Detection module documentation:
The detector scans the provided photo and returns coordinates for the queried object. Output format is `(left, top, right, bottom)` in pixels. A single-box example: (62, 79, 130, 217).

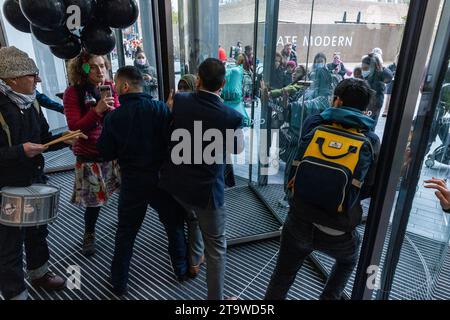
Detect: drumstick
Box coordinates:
(43, 130, 83, 148)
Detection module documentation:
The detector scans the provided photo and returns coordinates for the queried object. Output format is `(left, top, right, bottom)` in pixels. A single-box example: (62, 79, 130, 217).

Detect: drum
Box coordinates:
(0, 184, 60, 227)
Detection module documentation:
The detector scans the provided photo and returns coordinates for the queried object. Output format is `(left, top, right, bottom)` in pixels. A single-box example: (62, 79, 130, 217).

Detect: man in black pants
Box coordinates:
(265, 79, 381, 300)
(97, 66, 188, 296)
(0, 46, 83, 300)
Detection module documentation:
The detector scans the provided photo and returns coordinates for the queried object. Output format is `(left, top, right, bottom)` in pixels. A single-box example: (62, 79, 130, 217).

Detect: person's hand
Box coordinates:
(424, 178, 450, 211)
(95, 97, 115, 115)
(62, 131, 88, 146)
(166, 89, 175, 112)
(334, 66, 341, 74)
(23, 142, 47, 158)
(282, 89, 289, 108)
(260, 80, 267, 91)
(143, 74, 152, 81)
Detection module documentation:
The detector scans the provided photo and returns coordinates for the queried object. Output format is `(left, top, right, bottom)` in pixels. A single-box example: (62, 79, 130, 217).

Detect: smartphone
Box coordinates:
(99, 85, 112, 98)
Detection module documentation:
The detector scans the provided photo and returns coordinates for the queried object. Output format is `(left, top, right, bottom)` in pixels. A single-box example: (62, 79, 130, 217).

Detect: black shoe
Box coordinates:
(111, 288, 128, 298)
(82, 233, 96, 256)
(176, 273, 189, 282)
(112, 286, 128, 297)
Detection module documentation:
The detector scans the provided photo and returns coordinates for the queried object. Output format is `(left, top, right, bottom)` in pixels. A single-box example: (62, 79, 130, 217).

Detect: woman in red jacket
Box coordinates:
(64, 52, 120, 256)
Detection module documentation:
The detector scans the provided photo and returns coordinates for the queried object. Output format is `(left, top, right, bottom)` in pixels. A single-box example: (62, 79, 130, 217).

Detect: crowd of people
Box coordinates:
(1, 41, 448, 302)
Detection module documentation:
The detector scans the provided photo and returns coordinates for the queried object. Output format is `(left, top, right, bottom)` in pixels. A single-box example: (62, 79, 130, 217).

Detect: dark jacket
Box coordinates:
(0, 93, 66, 188)
(327, 62, 349, 78)
(159, 91, 244, 209)
(97, 92, 171, 185)
(289, 107, 381, 232)
(134, 60, 158, 97)
(366, 68, 394, 110)
(36, 90, 64, 114)
(272, 67, 291, 90)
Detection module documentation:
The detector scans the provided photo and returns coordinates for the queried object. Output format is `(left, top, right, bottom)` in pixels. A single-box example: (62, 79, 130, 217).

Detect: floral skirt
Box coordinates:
(71, 159, 120, 207)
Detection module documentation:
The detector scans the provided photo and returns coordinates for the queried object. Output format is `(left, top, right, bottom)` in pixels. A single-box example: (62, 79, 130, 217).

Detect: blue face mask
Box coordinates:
(362, 70, 371, 78)
(314, 63, 325, 69)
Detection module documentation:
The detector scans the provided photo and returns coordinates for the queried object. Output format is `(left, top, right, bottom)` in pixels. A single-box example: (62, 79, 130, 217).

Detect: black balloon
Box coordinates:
(81, 23, 116, 56)
(2, 0, 31, 33)
(50, 37, 82, 60)
(96, 0, 139, 29)
(19, 0, 66, 31)
(31, 25, 73, 46)
(64, 0, 95, 28)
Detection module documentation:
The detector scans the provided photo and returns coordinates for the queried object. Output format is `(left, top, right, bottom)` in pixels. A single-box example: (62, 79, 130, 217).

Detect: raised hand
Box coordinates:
(424, 178, 450, 211)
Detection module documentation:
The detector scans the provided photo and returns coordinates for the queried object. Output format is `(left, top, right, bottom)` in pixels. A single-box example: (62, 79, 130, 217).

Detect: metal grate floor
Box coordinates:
(44, 149, 76, 173)
(252, 182, 450, 300)
(8, 171, 325, 300)
(8, 146, 450, 300)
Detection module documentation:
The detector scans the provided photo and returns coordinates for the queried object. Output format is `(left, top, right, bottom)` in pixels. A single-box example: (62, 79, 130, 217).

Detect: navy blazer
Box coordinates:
(159, 90, 244, 209)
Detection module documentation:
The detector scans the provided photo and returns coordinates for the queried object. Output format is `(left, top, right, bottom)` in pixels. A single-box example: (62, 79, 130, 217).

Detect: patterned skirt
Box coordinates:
(71, 159, 120, 208)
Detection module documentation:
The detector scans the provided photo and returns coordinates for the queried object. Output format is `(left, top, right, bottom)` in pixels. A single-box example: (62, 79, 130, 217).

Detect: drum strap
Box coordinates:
(0, 110, 12, 147)
(33, 100, 41, 114)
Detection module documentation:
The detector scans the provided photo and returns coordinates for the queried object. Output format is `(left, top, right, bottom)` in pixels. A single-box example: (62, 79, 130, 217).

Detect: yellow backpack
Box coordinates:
(291, 123, 374, 214)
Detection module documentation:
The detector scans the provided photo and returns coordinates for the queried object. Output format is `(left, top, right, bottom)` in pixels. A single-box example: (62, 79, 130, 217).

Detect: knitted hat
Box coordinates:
(0, 46, 38, 79)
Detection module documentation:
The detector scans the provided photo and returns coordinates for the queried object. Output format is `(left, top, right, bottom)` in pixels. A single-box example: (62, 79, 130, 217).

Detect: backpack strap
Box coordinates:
(0, 110, 12, 147)
(315, 137, 358, 160)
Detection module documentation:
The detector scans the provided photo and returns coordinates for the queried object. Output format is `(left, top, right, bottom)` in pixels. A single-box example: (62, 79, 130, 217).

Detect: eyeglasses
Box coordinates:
(24, 72, 40, 79)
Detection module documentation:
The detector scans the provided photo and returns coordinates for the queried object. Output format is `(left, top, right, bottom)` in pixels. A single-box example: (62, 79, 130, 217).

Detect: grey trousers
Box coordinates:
(175, 197, 227, 300)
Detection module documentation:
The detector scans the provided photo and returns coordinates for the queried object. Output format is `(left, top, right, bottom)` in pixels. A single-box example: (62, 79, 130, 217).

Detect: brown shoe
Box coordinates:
(188, 255, 205, 278)
(31, 272, 66, 291)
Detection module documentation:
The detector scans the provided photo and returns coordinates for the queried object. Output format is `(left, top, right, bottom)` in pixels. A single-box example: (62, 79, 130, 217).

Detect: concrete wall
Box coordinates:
(219, 22, 404, 64)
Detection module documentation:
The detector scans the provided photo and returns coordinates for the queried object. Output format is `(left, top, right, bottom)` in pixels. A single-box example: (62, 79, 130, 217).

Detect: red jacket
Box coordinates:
(63, 81, 120, 158)
(218, 47, 227, 62)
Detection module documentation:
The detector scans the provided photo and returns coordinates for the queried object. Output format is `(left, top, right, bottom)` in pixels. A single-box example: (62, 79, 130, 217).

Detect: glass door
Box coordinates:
(375, 0, 450, 300)
(250, 0, 411, 235)
(172, 0, 262, 182)
(109, 0, 160, 100)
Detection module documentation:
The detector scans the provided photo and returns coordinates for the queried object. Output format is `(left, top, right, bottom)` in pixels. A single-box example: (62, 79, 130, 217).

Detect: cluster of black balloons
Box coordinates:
(2, 0, 139, 59)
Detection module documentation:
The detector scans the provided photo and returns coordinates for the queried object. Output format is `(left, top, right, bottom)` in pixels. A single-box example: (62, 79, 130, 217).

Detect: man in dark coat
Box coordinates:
(0, 47, 83, 300)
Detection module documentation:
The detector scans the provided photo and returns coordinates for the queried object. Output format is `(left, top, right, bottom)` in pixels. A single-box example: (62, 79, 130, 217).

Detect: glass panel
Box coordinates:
(117, 0, 160, 100)
(253, 0, 409, 206)
(251, 0, 412, 298)
(306, 0, 416, 299)
(378, 4, 450, 299)
(172, 0, 185, 90)
(219, 0, 257, 181)
(172, 0, 259, 182)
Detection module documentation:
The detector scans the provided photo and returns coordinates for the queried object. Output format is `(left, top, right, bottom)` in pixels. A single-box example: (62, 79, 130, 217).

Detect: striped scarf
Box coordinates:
(0, 79, 36, 110)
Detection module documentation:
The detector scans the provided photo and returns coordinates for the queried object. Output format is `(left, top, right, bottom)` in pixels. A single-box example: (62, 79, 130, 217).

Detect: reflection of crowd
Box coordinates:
(124, 38, 144, 59)
(267, 45, 395, 125)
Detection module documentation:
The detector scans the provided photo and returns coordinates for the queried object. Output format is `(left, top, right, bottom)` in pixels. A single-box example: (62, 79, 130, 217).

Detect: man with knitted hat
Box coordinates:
(0, 47, 83, 300)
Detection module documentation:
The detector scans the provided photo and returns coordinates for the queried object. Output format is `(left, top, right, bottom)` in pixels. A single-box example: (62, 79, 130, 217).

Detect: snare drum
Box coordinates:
(0, 185, 60, 227)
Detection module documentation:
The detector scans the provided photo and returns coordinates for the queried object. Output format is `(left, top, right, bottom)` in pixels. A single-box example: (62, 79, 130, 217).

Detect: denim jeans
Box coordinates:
(265, 217, 361, 300)
(175, 197, 227, 300)
(110, 178, 188, 292)
(0, 224, 50, 300)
